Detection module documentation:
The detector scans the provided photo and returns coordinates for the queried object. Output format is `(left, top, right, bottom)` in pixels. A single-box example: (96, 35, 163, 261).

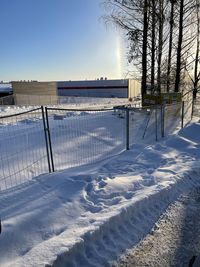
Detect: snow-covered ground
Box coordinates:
(0, 99, 198, 267)
(113, 187, 200, 267)
(0, 97, 140, 116)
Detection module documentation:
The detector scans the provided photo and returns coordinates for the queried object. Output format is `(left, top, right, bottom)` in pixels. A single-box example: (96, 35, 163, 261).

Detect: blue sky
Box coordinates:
(0, 0, 125, 82)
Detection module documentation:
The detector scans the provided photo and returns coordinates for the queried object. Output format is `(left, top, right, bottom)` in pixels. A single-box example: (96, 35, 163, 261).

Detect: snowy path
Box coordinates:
(113, 187, 200, 267)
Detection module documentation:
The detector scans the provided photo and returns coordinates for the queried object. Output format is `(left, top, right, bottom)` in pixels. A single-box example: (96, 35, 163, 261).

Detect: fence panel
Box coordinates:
(163, 103, 182, 136)
(128, 106, 162, 145)
(183, 99, 193, 127)
(0, 95, 14, 105)
(45, 107, 126, 171)
(0, 99, 194, 192)
(0, 108, 49, 191)
(193, 96, 200, 117)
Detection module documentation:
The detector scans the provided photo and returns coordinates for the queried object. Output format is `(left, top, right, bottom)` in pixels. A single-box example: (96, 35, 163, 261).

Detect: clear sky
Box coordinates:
(0, 0, 125, 82)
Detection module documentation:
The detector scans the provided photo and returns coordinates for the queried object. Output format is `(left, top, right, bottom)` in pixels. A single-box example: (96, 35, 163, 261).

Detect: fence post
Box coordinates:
(161, 104, 165, 137)
(155, 105, 158, 141)
(45, 107, 55, 172)
(181, 101, 185, 128)
(126, 107, 130, 150)
(41, 106, 51, 173)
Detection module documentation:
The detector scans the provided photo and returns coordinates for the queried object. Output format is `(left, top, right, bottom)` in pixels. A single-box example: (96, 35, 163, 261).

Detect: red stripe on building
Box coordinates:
(58, 86, 128, 90)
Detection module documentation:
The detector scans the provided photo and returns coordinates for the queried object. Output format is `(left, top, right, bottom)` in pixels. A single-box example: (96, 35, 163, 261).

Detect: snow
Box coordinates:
(113, 187, 200, 266)
(0, 101, 200, 267)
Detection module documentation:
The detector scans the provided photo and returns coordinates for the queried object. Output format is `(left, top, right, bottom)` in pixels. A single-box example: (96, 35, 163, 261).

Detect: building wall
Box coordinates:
(11, 79, 141, 105)
(128, 79, 141, 99)
(12, 81, 57, 105)
(57, 79, 129, 98)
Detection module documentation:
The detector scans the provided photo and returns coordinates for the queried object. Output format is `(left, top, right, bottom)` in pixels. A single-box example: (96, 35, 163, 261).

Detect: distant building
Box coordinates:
(11, 81, 57, 105)
(11, 79, 141, 105)
(57, 79, 140, 99)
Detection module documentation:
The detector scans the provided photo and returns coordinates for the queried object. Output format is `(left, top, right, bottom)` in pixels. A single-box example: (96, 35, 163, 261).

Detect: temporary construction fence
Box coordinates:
(0, 95, 14, 105)
(0, 93, 141, 108)
(0, 107, 126, 191)
(193, 97, 200, 117)
(0, 107, 49, 191)
(45, 107, 126, 172)
(0, 99, 194, 191)
(11, 94, 140, 107)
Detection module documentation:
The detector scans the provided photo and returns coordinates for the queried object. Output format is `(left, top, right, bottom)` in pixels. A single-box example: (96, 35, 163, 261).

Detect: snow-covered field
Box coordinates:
(0, 100, 198, 267)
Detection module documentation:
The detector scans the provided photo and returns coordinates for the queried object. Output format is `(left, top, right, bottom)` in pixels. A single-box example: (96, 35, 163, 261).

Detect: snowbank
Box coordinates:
(1, 121, 200, 267)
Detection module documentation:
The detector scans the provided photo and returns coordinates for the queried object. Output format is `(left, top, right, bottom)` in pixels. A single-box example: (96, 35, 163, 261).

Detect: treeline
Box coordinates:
(104, 0, 200, 99)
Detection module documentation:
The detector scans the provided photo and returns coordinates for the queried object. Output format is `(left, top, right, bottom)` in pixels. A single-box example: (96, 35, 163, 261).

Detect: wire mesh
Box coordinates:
(193, 96, 200, 117)
(46, 107, 126, 171)
(13, 94, 141, 108)
(128, 101, 188, 145)
(0, 107, 49, 191)
(128, 106, 161, 145)
(183, 99, 193, 127)
(14, 94, 58, 105)
(0, 95, 14, 105)
(163, 103, 182, 136)
(0, 100, 194, 192)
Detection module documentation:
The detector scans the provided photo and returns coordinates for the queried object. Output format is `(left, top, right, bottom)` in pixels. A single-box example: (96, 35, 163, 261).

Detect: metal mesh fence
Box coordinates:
(182, 99, 193, 127)
(163, 103, 182, 136)
(14, 94, 58, 105)
(129, 106, 163, 145)
(13, 94, 141, 108)
(0, 107, 49, 191)
(193, 96, 200, 117)
(129, 106, 159, 145)
(0, 98, 194, 192)
(0, 95, 14, 105)
(45, 107, 126, 171)
(128, 99, 193, 145)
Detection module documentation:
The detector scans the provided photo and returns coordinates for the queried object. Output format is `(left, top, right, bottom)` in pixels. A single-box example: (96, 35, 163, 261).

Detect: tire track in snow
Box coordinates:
(51, 170, 200, 267)
(113, 187, 200, 267)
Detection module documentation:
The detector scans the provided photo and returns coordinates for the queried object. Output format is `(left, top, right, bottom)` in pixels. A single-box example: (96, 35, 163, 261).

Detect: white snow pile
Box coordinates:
(1, 120, 200, 267)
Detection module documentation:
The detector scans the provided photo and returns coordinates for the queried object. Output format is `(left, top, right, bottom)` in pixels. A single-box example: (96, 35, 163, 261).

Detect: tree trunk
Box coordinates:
(174, 0, 184, 92)
(142, 0, 148, 104)
(193, 0, 200, 99)
(157, 0, 164, 94)
(151, 0, 156, 93)
(167, 0, 175, 92)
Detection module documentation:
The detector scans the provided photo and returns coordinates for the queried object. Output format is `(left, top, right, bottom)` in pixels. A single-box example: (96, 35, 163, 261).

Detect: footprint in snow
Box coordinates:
(124, 191, 134, 199)
(147, 168, 154, 174)
(87, 205, 102, 213)
(98, 180, 107, 188)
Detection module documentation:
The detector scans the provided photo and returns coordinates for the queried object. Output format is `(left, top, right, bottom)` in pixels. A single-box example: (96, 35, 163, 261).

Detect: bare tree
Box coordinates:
(193, 0, 200, 98)
(141, 0, 149, 101)
(157, 0, 165, 93)
(103, 0, 200, 98)
(166, 0, 176, 92)
(150, 0, 156, 91)
(174, 0, 184, 92)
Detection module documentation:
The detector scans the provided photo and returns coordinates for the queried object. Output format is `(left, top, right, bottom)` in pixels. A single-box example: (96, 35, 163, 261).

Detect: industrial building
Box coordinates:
(11, 81, 57, 105)
(11, 79, 141, 105)
(57, 79, 140, 99)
